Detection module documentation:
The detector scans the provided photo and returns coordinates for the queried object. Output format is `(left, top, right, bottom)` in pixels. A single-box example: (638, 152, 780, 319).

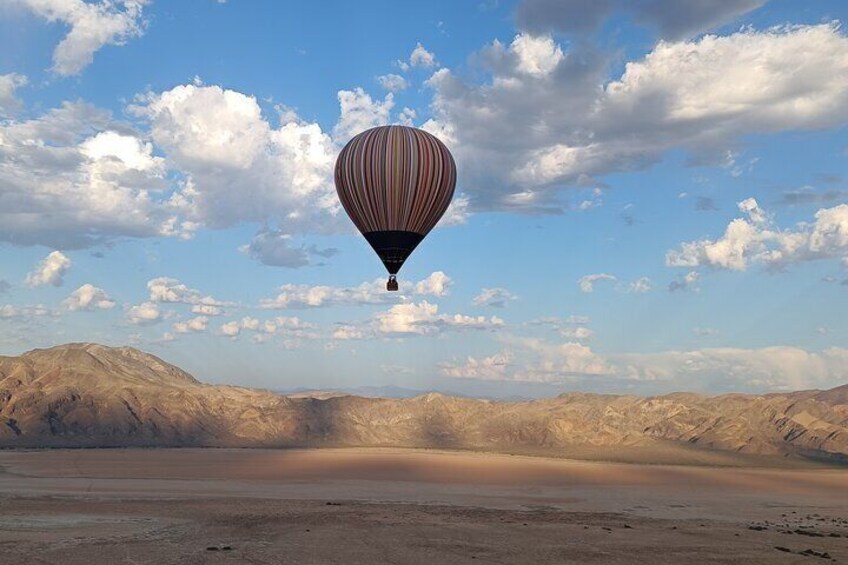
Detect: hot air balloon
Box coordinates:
(334, 125, 457, 291)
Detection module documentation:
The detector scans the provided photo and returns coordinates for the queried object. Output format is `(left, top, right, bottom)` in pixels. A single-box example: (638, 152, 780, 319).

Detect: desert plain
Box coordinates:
(1, 447, 847, 564)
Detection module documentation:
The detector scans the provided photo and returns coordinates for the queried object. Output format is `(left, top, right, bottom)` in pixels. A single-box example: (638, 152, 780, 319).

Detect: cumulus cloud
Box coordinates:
(17, 0, 149, 76)
(191, 303, 223, 316)
(409, 42, 437, 68)
(146, 277, 227, 312)
(63, 283, 115, 311)
(377, 73, 408, 92)
(260, 271, 452, 309)
(0, 304, 51, 319)
(441, 352, 513, 380)
(218, 315, 314, 341)
(425, 24, 848, 213)
(437, 193, 471, 227)
(578, 273, 616, 293)
(239, 229, 338, 268)
(515, 0, 766, 39)
(472, 287, 517, 307)
(456, 338, 614, 382)
(332, 87, 394, 143)
(666, 198, 848, 272)
(511, 33, 564, 76)
(126, 301, 161, 325)
(0, 75, 460, 249)
(0, 101, 178, 248)
(173, 315, 209, 334)
(627, 277, 652, 293)
(132, 83, 340, 234)
(25, 251, 71, 287)
(560, 326, 594, 340)
(376, 301, 504, 336)
(219, 320, 241, 337)
(332, 324, 367, 340)
(0, 73, 27, 117)
(413, 271, 452, 297)
(446, 336, 848, 392)
(617, 346, 848, 392)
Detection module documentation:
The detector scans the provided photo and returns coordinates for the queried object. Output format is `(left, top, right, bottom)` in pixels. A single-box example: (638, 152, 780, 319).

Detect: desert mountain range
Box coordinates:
(1, 343, 846, 463)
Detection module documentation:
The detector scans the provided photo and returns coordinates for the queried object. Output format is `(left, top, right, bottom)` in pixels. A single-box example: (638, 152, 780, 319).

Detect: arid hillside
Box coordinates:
(1, 343, 846, 463)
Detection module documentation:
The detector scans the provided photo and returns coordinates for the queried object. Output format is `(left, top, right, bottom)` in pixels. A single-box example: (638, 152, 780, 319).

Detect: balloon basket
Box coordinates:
(387, 275, 399, 291)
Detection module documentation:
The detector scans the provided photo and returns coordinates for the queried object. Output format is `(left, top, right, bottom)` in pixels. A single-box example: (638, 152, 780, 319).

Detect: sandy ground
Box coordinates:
(0, 448, 846, 564)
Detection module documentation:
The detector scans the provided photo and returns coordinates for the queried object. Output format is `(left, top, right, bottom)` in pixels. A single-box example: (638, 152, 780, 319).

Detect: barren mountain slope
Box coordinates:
(0, 344, 846, 462)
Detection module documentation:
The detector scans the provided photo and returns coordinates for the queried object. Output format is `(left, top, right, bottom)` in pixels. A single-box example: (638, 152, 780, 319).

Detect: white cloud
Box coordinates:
(560, 326, 594, 340)
(333, 87, 394, 143)
(511, 34, 564, 76)
(332, 324, 367, 340)
(25, 251, 71, 287)
(530, 315, 590, 328)
(0, 101, 177, 247)
(79, 130, 161, 171)
(398, 107, 416, 126)
(409, 42, 437, 68)
(413, 271, 452, 297)
(126, 301, 161, 325)
(63, 283, 115, 311)
(617, 346, 848, 392)
(377, 73, 408, 92)
(667, 199, 848, 271)
(147, 277, 227, 311)
(260, 272, 452, 309)
(425, 24, 848, 213)
(506, 337, 615, 381)
(447, 336, 848, 392)
(173, 315, 209, 334)
(133, 83, 339, 233)
(578, 273, 616, 293)
(191, 303, 223, 316)
(0, 73, 27, 117)
(628, 277, 652, 293)
(18, 0, 149, 76)
(218, 315, 315, 341)
(0, 304, 50, 319)
(437, 193, 471, 227)
(261, 316, 304, 333)
(441, 352, 513, 380)
(472, 287, 517, 307)
(376, 301, 504, 335)
(219, 320, 241, 337)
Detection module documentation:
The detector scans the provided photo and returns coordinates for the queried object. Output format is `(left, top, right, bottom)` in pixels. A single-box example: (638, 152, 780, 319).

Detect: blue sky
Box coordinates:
(1, 0, 847, 397)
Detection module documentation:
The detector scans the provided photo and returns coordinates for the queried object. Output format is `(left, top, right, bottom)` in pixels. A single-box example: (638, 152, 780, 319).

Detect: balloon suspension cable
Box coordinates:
(387, 275, 399, 292)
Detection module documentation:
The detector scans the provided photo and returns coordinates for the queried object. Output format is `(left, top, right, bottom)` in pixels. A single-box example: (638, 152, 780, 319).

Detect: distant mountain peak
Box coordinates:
(9, 342, 199, 386)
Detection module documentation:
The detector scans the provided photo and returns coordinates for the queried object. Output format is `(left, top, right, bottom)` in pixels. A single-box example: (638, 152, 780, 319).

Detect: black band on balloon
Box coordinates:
(363, 231, 425, 275)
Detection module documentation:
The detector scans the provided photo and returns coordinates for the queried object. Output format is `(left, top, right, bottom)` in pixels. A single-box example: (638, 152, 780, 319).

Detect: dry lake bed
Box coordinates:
(0, 448, 846, 564)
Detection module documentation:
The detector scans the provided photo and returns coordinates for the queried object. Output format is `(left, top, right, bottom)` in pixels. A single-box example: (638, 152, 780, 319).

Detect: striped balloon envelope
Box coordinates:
(334, 125, 457, 291)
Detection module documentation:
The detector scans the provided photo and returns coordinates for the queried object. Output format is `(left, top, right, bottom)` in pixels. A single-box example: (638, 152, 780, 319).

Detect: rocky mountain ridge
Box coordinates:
(1, 343, 846, 464)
